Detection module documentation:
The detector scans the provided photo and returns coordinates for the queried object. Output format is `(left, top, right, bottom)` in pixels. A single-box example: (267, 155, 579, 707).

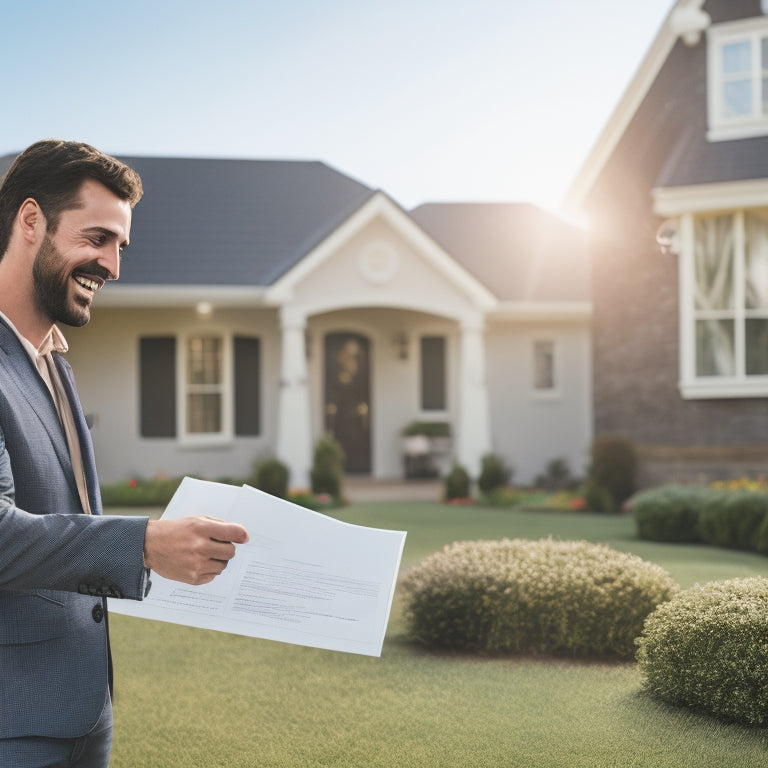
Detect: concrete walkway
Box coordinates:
(343, 477, 442, 502)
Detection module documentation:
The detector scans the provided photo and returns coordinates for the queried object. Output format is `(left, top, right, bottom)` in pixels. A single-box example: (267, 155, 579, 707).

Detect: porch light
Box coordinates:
(196, 301, 213, 317)
(655, 218, 680, 256)
(393, 331, 409, 360)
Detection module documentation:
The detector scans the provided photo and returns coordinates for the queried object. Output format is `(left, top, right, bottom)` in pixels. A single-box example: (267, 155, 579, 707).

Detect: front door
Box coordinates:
(324, 332, 371, 473)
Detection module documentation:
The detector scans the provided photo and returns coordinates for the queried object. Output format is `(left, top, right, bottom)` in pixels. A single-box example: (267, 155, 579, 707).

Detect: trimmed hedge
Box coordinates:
(632, 485, 707, 543)
(633, 484, 768, 553)
(636, 578, 768, 725)
(401, 538, 678, 659)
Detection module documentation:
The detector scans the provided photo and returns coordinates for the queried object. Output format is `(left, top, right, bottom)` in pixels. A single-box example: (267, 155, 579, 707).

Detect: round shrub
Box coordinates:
(636, 578, 768, 725)
(252, 457, 289, 499)
(478, 453, 511, 495)
(401, 538, 678, 659)
(589, 435, 637, 509)
(632, 485, 705, 543)
(311, 435, 344, 498)
(444, 463, 470, 501)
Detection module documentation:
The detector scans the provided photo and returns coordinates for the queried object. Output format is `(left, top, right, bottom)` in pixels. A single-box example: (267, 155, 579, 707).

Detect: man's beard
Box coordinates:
(32, 235, 100, 327)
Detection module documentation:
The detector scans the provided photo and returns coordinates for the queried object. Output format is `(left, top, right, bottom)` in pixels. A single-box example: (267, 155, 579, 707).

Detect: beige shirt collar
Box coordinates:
(0, 309, 67, 361)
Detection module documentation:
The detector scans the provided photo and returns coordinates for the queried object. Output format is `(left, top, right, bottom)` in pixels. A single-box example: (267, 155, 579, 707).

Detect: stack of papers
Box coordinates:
(109, 477, 406, 657)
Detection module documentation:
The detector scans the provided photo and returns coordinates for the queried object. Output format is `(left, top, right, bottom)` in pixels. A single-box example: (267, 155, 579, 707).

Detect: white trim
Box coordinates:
(489, 301, 592, 322)
(565, 1, 708, 213)
(653, 179, 768, 216)
(680, 380, 768, 399)
(265, 191, 497, 311)
(96, 285, 268, 308)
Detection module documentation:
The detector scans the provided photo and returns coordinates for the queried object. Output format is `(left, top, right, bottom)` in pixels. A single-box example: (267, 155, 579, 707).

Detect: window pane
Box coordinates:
(746, 319, 768, 375)
(723, 79, 753, 117)
(694, 216, 734, 310)
(187, 393, 222, 433)
(696, 319, 735, 376)
(762, 36, 768, 69)
(187, 336, 222, 385)
(533, 340, 555, 390)
(723, 41, 751, 74)
(745, 211, 768, 308)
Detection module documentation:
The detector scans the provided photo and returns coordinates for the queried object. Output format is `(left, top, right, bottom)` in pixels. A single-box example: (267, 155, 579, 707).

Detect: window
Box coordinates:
(708, 19, 768, 140)
(533, 340, 556, 393)
(681, 210, 768, 397)
(139, 333, 261, 439)
(185, 336, 224, 435)
(420, 336, 446, 411)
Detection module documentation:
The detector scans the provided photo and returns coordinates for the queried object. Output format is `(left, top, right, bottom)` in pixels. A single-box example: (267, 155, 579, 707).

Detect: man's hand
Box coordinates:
(143, 516, 249, 585)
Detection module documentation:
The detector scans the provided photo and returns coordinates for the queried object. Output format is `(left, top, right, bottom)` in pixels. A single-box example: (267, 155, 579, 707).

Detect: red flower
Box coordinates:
(128, 479, 137, 489)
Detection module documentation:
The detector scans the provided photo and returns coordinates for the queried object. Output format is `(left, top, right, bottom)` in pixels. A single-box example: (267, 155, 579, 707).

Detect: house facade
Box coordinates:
(0, 154, 592, 488)
(567, 0, 768, 485)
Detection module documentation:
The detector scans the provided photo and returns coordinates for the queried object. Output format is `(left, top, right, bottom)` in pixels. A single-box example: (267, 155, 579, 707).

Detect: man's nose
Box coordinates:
(99, 245, 120, 281)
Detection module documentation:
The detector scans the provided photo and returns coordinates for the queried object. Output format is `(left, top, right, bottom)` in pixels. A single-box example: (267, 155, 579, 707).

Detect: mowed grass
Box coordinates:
(107, 502, 768, 767)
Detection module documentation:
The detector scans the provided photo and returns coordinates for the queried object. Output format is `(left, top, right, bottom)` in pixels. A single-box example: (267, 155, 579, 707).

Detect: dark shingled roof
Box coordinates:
(409, 202, 591, 303)
(0, 152, 591, 302)
(120, 156, 376, 286)
(0, 153, 376, 286)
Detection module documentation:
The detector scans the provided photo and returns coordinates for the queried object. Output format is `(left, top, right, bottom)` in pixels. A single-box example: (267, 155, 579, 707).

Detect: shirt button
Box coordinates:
(92, 604, 104, 623)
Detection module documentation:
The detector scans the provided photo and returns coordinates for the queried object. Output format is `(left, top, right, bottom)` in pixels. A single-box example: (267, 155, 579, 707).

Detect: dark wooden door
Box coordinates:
(324, 332, 371, 473)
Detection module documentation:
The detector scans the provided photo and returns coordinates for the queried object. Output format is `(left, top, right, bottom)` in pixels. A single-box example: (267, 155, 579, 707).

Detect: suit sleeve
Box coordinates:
(0, 424, 150, 600)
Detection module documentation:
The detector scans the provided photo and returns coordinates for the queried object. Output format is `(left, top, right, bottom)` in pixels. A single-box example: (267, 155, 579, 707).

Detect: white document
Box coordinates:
(109, 477, 406, 657)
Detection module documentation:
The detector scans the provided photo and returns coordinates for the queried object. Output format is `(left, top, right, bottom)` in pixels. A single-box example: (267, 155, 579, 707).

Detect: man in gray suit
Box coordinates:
(0, 140, 250, 767)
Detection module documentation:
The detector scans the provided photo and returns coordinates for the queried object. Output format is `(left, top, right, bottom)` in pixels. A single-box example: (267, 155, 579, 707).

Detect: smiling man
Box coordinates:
(0, 140, 249, 768)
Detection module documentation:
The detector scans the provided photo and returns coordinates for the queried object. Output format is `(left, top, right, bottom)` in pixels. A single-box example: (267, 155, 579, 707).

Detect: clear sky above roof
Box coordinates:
(0, 0, 673, 214)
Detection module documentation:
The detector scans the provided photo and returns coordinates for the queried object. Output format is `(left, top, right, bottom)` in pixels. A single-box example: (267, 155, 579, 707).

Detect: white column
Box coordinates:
(276, 308, 312, 488)
(456, 313, 492, 478)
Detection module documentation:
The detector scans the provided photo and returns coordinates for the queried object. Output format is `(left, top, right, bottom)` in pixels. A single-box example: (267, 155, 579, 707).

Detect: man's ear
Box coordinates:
(17, 198, 46, 245)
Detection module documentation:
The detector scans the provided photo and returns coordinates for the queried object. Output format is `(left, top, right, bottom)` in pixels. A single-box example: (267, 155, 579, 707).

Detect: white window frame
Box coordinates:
(677, 210, 768, 398)
(177, 330, 234, 445)
(531, 338, 561, 400)
(708, 17, 768, 141)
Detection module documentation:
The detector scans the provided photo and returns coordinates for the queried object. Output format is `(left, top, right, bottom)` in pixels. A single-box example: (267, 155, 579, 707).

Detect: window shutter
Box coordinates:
(139, 337, 176, 437)
(234, 336, 261, 436)
(421, 336, 446, 411)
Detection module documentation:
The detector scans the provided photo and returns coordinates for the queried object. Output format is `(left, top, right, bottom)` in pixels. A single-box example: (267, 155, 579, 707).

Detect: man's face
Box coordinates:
(32, 179, 131, 327)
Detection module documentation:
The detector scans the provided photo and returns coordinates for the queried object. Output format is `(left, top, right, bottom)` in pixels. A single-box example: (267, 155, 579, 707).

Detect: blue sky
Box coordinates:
(0, 0, 673, 213)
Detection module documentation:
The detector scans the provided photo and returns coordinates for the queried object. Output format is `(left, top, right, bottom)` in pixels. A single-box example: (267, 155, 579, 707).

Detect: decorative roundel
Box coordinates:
(359, 240, 399, 284)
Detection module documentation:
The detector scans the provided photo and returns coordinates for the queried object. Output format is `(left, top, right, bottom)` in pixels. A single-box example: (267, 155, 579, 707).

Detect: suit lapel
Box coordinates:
(0, 319, 81, 507)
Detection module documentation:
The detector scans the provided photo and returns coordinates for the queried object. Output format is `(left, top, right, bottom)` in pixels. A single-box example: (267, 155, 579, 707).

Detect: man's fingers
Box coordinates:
(200, 519, 250, 545)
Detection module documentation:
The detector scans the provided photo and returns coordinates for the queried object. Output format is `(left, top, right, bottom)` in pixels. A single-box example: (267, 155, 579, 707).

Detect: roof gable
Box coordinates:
(565, 0, 706, 211)
(566, 0, 768, 212)
(267, 191, 497, 312)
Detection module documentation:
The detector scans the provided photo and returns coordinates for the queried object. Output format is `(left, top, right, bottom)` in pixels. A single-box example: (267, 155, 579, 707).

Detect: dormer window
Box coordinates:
(708, 18, 768, 140)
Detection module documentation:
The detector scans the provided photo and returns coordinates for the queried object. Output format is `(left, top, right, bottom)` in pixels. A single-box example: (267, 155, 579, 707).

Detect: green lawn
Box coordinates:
(108, 502, 768, 767)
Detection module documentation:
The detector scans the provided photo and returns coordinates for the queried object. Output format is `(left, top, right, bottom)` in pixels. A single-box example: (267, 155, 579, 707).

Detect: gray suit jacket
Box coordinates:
(0, 318, 150, 739)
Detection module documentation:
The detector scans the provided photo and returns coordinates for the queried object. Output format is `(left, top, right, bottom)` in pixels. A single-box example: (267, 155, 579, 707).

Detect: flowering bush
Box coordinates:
(100, 475, 184, 506)
(636, 578, 768, 725)
(401, 538, 678, 659)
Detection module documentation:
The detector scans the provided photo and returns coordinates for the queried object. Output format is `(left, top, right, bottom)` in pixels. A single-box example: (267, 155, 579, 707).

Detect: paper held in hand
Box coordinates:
(109, 477, 407, 657)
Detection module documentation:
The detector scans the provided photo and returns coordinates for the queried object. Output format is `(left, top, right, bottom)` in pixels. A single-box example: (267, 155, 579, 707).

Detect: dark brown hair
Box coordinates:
(0, 139, 143, 258)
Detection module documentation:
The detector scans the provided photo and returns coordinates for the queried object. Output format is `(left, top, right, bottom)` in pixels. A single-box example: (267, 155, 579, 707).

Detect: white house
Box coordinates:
(0, 154, 593, 488)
